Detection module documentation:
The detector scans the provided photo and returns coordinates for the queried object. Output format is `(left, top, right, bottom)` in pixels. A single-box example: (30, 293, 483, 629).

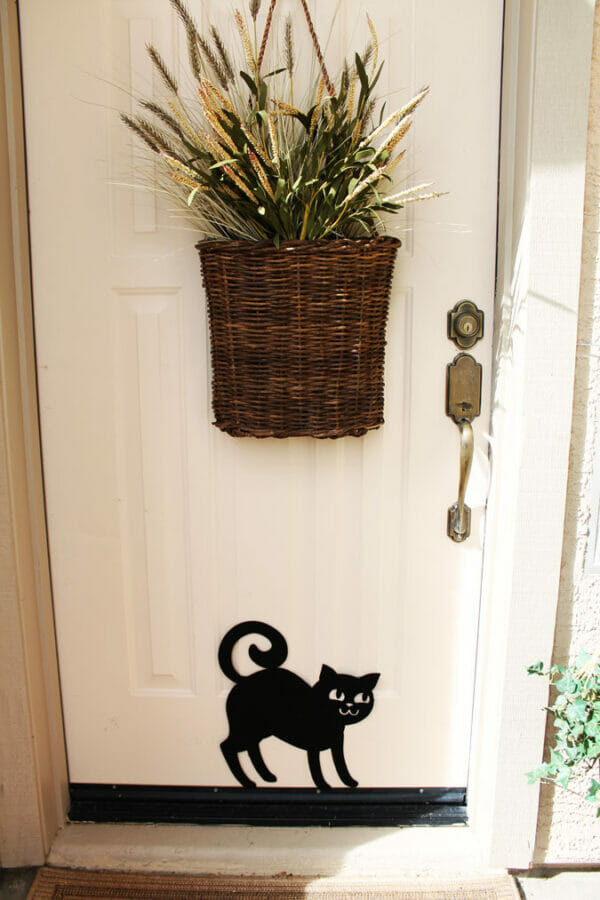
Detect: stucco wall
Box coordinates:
(534, 0, 600, 865)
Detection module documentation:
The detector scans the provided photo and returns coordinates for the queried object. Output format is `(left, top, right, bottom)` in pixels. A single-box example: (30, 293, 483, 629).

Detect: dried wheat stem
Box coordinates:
(200, 130, 230, 161)
(248, 149, 274, 197)
(169, 0, 195, 30)
(347, 73, 357, 119)
(366, 14, 378, 76)
(385, 149, 407, 173)
(204, 108, 237, 152)
(140, 101, 187, 141)
(147, 44, 178, 94)
(386, 118, 413, 154)
(361, 88, 428, 148)
(309, 76, 325, 138)
(121, 113, 160, 152)
(271, 99, 301, 116)
(134, 117, 179, 154)
(267, 114, 279, 169)
(346, 166, 386, 202)
(201, 79, 235, 115)
(235, 10, 256, 75)
(169, 171, 208, 190)
(162, 154, 202, 181)
(374, 116, 413, 159)
(167, 101, 200, 145)
(198, 35, 229, 89)
(257, 0, 277, 72)
(187, 30, 203, 80)
(211, 26, 236, 84)
(298, 0, 335, 96)
(224, 165, 257, 202)
(385, 182, 434, 202)
(284, 15, 294, 76)
(197, 83, 235, 148)
(239, 123, 269, 166)
(394, 191, 443, 204)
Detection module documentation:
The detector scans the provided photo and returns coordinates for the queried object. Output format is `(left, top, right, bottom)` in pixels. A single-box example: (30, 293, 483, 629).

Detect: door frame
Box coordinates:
(0, 0, 593, 871)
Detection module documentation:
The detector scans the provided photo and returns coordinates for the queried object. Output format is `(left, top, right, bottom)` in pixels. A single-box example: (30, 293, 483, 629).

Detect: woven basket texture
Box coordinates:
(198, 236, 401, 438)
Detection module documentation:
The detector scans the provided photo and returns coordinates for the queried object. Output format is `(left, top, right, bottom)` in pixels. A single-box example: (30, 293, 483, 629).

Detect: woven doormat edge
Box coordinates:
(29, 865, 520, 899)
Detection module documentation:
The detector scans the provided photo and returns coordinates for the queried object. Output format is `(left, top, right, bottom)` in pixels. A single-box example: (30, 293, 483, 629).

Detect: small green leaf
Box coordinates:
(354, 53, 369, 96)
(526, 766, 547, 784)
(239, 70, 258, 96)
(209, 158, 239, 170)
(577, 649, 592, 668)
(566, 699, 589, 723)
(258, 81, 268, 110)
(555, 674, 578, 694)
(586, 779, 600, 803)
(527, 661, 545, 675)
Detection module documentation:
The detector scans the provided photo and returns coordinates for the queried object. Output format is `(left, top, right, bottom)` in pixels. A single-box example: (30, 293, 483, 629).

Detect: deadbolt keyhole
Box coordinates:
(448, 301, 484, 349)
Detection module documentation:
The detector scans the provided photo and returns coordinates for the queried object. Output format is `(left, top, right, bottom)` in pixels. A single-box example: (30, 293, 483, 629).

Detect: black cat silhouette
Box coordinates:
(218, 620, 379, 790)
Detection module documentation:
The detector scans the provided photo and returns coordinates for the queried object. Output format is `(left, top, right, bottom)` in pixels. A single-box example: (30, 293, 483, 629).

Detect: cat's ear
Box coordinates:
(319, 664, 337, 682)
(362, 673, 380, 691)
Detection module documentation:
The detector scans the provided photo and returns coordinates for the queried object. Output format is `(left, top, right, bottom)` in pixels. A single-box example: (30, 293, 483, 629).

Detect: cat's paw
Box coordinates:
(344, 778, 359, 789)
(314, 780, 332, 791)
(262, 772, 277, 783)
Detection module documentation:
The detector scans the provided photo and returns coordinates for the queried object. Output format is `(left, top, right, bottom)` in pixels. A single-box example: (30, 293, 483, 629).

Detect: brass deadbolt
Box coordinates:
(448, 300, 484, 349)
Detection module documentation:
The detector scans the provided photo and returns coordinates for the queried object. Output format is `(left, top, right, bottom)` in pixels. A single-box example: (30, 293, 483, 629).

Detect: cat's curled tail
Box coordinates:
(218, 620, 288, 683)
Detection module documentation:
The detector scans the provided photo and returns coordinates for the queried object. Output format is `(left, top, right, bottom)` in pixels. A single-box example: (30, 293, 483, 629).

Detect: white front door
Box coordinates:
(19, 0, 502, 793)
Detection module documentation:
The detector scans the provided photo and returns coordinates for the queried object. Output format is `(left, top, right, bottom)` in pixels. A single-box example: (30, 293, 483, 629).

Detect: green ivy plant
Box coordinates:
(527, 650, 600, 814)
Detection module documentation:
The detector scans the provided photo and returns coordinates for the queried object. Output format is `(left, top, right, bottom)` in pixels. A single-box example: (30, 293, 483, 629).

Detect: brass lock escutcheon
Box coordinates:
(446, 353, 482, 542)
(448, 300, 484, 349)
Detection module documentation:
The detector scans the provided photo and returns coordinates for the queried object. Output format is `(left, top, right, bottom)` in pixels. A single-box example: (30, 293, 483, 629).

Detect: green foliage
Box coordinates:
(527, 651, 600, 814)
(121, 0, 437, 244)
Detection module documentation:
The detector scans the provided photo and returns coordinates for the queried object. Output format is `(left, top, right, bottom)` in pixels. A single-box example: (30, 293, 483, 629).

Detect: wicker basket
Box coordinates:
(197, 236, 401, 438)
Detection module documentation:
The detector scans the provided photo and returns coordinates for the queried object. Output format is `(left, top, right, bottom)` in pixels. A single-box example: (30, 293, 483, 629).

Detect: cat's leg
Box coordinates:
(307, 748, 330, 790)
(331, 738, 359, 788)
(248, 742, 277, 783)
(220, 738, 256, 788)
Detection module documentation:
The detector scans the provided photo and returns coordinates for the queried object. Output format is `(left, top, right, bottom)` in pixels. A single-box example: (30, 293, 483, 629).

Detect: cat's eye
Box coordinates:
(328, 688, 343, 701)
(354, 692, 371, 704)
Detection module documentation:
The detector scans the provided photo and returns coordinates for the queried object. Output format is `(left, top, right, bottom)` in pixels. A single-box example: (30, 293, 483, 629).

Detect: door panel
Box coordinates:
(19, 0, 502, 788)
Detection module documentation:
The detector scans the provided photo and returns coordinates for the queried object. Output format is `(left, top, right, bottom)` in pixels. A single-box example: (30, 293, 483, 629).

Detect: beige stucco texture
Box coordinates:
(534, 0, 600, 866)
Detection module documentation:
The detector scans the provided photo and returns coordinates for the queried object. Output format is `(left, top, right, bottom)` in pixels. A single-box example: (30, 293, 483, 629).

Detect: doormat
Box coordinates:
(28, 867, 520, 899)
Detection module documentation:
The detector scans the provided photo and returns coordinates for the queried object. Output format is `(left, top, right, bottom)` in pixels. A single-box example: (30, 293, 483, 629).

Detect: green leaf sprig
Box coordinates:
(527, 650, 600, 814)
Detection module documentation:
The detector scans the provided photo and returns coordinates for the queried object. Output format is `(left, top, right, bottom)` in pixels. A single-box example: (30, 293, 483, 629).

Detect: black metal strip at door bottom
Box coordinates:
(69, 784, 467, 826)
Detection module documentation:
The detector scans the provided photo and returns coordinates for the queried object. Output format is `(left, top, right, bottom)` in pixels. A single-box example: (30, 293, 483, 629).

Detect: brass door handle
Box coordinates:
(446, 353, 482, 542)
(448, 420, 473, 542)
